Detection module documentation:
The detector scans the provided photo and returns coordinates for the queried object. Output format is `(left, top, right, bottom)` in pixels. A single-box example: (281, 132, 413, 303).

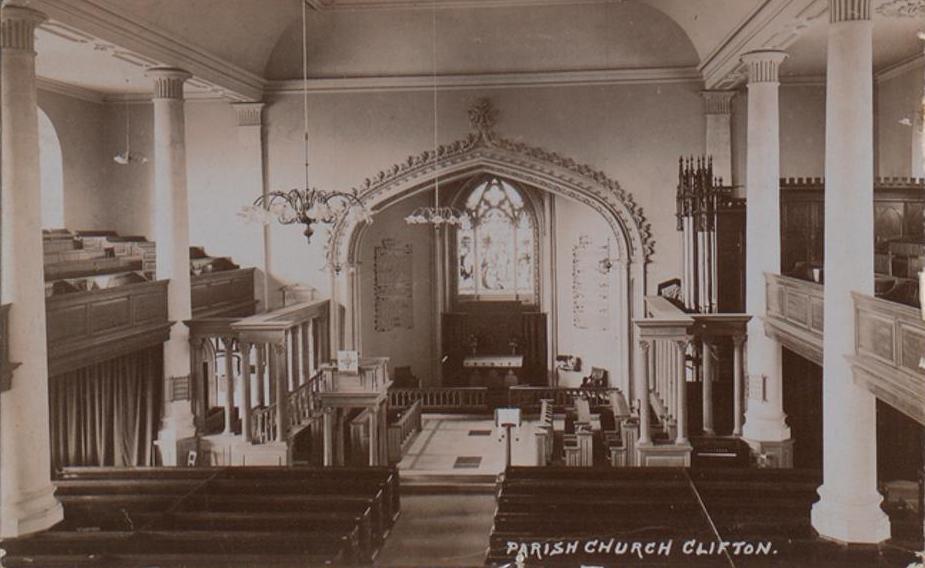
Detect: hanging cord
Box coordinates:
(301, 0, 310, 191)
(432, 0, 439, 210)
(124, 95, 131, 156)
(685, 469, 736, 568)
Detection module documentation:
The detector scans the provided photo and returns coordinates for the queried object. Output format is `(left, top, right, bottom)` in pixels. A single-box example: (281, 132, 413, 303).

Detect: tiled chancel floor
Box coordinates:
(397, 415, 540, 475)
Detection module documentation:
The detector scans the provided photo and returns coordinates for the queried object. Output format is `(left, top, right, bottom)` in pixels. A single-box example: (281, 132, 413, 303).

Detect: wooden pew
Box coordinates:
(42, 466, 400, 565)
(1, 529, 356, 565)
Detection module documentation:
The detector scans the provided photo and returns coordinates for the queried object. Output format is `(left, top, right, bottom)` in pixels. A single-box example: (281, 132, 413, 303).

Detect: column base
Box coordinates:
(156, 406, 197, 466)
(1, 483, 64, 538)
(743, 437, 794, 468)
(811, 485, 890, 544)
(742, 408, 792, 442)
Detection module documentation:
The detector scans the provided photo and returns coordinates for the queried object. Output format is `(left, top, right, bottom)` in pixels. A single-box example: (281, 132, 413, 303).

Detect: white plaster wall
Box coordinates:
(101, 102, 155, 238)
(261, 82, 705, 297)
(185, 102, 266, 295)
(876, 67, 924, 178)
(554, 195, 624, 390)
(357, 191, 436, 383)
(36, 90, 109, 231)
(732, 83, 827, 189)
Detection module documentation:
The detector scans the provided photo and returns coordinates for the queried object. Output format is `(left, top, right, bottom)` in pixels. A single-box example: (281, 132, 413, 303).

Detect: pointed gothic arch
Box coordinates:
(326, 99, 655, 397)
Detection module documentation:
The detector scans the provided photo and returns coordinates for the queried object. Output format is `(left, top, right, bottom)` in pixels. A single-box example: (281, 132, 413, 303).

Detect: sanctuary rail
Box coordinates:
(387, 387, 488, 412)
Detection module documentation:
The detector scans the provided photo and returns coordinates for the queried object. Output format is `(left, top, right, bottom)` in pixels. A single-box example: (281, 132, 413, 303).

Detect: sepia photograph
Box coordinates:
(0, 0, 924, 566)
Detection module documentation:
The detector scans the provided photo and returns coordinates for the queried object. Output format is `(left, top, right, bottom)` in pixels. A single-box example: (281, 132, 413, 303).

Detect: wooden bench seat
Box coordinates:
(33, 466, 401, 565)
(55, 479, 206, 495)
(2, 529, 357, 563)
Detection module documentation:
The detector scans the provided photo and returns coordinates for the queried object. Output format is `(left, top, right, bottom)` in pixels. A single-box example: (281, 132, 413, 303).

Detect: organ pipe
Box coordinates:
(676, 156, 731, 314)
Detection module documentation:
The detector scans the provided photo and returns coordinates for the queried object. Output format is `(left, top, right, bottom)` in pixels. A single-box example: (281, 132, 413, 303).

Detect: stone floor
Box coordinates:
(374, 493, 497, 567)
(397, 414, 541, 475)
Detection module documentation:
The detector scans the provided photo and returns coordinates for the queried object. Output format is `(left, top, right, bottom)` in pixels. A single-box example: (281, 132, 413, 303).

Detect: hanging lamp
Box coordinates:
(240, 0, 370, 243)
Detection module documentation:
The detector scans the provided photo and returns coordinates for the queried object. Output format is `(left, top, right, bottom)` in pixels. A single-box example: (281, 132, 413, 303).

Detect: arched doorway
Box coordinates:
(326, 99, 654, 400)
(38, 108, 64, 229)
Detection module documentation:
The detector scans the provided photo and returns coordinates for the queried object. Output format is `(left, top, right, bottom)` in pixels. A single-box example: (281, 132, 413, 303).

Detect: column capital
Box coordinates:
(638, 339, 652, 352)
(0, 4, 46, 53)
(148, 67, 192, 100)
(733, 334, 747, 348)
(741, 50, 788, 84)
(701, 90, 736, 115)
(829, 0, 870, 23)
(233, 102, 265, 127)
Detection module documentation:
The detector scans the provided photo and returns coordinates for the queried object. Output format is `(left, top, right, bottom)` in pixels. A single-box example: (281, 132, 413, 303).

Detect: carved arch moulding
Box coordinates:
(326, 97, 656, 271)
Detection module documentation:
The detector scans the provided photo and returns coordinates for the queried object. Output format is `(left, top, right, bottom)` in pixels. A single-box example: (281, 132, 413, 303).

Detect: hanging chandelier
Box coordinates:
(403, 2, 467, 229)
(239, 0, 369, 244)
(405, 205, 469, 227)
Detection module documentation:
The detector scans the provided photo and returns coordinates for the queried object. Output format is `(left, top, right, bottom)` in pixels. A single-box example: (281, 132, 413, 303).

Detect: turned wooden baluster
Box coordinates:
(222, 336, 236, 435)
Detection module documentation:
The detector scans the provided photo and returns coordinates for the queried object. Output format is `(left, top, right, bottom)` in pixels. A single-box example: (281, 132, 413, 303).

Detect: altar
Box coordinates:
(463, 355, 523, 387)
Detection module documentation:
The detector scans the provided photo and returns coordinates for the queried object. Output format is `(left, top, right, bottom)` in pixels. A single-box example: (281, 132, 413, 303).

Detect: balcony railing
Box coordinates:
(764, 273, 824, 365)
(45, 280, 171, 376)
(851, 292, 925, 426)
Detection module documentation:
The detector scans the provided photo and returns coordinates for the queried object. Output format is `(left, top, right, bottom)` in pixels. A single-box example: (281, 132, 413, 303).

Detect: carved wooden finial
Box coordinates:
(468, 98, 498, 139)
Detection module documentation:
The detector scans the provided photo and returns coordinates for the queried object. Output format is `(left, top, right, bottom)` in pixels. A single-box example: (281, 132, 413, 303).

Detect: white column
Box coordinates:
(702, 91, 736, 185)
(732, 335, 745, 436)
(674, 340, 689, 445)
(701, 339, 715, 435)
(0, 4, 64, 537)
(240, 341, 253, 443)
(323, 407, 334, 467)
(150, 67, 196, 466)
(232, 102, 269, 310)
(368, 405, 379, 466)
(222, 337, 235, 435)
(637, 340, 652, 445)
(812, 0, 890, 543)
(740, 50, 792, 444)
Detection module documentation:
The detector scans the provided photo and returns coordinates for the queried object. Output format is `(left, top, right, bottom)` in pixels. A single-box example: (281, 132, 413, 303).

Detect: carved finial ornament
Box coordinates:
(468, 98, 498, 140)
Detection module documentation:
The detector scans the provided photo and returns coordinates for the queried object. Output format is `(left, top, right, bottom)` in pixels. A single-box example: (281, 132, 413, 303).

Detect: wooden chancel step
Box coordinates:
(0, 466, 400, 567)
(400, 471, 498, 494)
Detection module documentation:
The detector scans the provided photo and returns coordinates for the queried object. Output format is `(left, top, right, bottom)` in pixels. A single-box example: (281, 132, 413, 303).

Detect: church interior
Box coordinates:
(2, 0, 925, 565)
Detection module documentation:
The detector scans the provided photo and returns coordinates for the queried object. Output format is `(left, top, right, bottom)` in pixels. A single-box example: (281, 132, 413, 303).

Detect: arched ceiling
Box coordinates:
(23, 0, 925, 99)
(639, 0, 765, 64)
(264, 2, 699, 80)
(83, 0, 298, 77)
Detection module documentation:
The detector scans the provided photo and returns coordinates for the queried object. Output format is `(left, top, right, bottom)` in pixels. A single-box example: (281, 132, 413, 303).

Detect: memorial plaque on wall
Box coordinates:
(374, 238, 414, 332)
(572, 234, 610, 331)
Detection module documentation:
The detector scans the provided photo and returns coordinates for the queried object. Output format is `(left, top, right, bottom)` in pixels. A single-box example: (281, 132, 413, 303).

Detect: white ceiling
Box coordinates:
(22, 0, 925, 99)
(264, 2, 700, 80)
(783, 8, 925, 77)
(35, 22, 217, 98)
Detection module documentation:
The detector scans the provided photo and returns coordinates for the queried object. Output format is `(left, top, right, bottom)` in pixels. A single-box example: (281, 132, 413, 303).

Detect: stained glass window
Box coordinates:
(457, 178, 536, 299)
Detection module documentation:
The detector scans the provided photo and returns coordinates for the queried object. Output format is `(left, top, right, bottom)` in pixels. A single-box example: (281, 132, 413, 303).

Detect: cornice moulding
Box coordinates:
(27, 0, 265, 102)
(701, 0, 827, 90)
(309, 0, 623, 10)
(779, 74, 826, 85)
(267, 67, 703, 94)
(876, 52, 925, 83)
(37, 76, 105, 103)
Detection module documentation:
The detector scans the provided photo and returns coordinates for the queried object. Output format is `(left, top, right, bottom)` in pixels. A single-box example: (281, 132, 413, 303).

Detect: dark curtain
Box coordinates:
(521, 312, 547, 386)
(49, 346, 163, 470)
